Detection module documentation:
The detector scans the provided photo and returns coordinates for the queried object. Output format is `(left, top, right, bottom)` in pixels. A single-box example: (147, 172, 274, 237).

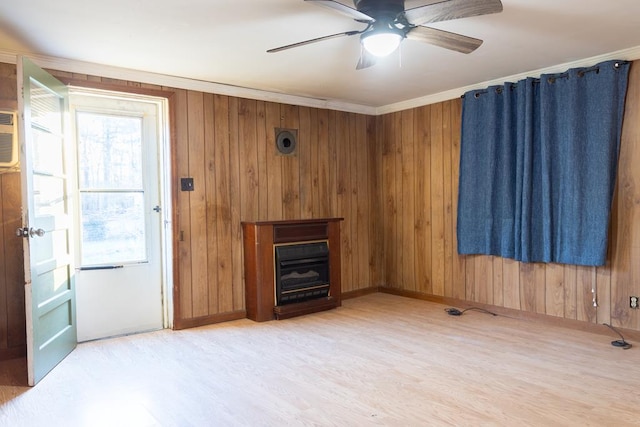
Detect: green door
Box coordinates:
(18, 56, 77, 386)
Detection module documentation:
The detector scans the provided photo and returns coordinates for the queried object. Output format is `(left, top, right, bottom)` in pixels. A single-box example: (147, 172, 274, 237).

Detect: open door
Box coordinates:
(17, 56, 77, 386)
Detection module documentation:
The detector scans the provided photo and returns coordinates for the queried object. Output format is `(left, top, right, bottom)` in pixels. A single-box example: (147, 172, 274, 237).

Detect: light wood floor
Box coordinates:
(0, 293, 638, 426)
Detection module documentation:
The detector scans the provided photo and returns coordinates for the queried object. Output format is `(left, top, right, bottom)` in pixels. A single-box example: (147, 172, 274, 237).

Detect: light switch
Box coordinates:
(181, 177, 194, 191)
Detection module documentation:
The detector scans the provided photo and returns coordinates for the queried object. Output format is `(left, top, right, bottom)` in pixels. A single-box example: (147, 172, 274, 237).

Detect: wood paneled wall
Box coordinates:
(172, 92, 382, 327)
(46, 70, 382, 328)
(3, 63, 383, 333)
(377, 61, 640, 332)
(2, 58, 639, 337)
(0, 62, 25, 359)
(0, 172, 24, 360)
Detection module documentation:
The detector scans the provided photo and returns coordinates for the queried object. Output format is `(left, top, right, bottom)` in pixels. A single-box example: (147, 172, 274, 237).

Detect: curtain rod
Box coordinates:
(461, 60, 628, 99)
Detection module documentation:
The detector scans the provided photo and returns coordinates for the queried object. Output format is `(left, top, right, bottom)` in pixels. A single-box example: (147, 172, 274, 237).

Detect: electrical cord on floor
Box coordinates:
(445, 307, 497, 317)
(603, 323, 632, 350)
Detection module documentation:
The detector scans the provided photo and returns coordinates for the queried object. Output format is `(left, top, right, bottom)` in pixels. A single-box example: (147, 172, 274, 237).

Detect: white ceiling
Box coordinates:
(1, 0, 640, 113)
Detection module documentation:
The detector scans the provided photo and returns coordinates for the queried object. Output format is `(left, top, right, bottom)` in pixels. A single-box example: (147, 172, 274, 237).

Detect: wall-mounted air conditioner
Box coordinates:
(0, 111, 19, 171)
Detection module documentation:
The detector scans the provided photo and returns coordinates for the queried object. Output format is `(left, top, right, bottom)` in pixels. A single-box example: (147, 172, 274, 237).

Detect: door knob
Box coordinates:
(29, 228, 45, 238)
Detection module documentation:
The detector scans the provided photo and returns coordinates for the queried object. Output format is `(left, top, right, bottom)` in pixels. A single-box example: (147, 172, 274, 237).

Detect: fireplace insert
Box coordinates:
(275, 241, 330, 305)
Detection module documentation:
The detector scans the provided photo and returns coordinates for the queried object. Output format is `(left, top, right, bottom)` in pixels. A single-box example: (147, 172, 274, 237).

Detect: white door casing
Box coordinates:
(70, 90, 170, 342)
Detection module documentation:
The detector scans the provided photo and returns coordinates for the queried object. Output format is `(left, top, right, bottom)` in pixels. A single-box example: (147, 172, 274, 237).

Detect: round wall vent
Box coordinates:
(275, 128, 297, 155)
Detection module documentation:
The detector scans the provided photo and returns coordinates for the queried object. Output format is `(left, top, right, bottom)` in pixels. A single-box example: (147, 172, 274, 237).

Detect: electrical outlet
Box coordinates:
(631, 296, 639, 309)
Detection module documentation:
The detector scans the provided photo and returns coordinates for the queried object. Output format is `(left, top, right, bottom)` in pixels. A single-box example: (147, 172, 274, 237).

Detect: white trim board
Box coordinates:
(0, 49, 376, 115)
(2, 46, 640, 116)
(377, 45, 640, 115)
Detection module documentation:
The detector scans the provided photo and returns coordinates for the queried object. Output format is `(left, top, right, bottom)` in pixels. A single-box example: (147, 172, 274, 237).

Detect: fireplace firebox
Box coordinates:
(242, 218, 343, 321)
(275, 241, 330, 305)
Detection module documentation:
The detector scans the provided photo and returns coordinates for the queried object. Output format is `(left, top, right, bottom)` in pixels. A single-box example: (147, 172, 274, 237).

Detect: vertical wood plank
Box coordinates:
(358, 115, 372, 288)
(335, 111, 352, 291)
(348, 113, 359, 291)
(475, 256, 493, 304)
(367, 115, 383, 286)
(534, 264, 547, 314)
(450, 99, 466, 300)
(401, 109, 416, 291)
(492, 257, 504, 306)
(414, 106, 432, 294)
(228, 97, 244, 310)
(355, 114, 371, 288)
(393, 112, 404, 290)
(465, 256, 476, 301)
(203, 93, 219, 314)
(0, 175, 8, 349)
(281, 104, 300, 220)
(381, 113, 396, 287)
(563, 264, 578, 320)
(256, 101, 268, 220)
(430, 104, 445, 296)
(0, 174, 7, 352)
(413, 106, 428, 294)
(545, 263, 565, 318)
(308, 107, 319, 216)
(328, 110, 338, 218)
(187, 91, 209, 318)
(442, 101, 454, 298)
(213, 95, 234, 313)
(265, 102, 283, 220)
(596, 265, 611, 325)
(238, 98, 259, 222)
(519, 263, 537, 313)
(502, 259, 521, 309)
(2, 173, 24, 348)
(316, 109, 331, 217)
(299, 106, 314, 219)
(602, 182, 618, 325)
(174, 89, 192, 320)
(576, 266, 597, 323)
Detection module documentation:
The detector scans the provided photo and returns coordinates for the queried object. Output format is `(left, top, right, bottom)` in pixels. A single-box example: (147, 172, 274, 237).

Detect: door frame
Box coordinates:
(68, 86, 174, 330)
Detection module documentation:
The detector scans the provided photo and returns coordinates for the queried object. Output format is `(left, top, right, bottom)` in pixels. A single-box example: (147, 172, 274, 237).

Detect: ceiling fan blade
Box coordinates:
(405, 0, 503, 26)
(356, 48, 378, 70)
(305, 0, 373, 22)
(406, 26, 483, 54)
(267, 30, 361, 53)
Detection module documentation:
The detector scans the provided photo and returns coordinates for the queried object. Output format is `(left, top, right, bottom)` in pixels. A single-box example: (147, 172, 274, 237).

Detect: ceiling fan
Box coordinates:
(267, 0, 503, 69)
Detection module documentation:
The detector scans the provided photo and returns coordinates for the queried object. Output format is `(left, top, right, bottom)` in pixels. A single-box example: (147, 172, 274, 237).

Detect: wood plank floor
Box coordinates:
(0, 293, 638, 426)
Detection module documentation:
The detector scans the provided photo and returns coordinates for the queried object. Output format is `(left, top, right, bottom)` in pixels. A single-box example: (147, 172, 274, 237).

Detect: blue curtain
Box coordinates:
(457, 60, 630, 266)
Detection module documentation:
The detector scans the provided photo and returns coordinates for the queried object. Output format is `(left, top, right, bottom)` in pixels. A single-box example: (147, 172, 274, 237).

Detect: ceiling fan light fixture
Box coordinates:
(361, 26, 403, 57)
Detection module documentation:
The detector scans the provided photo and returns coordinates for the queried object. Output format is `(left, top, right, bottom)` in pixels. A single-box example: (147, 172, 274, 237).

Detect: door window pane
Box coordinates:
(80, 192, 146, 265)
(32, 129, 64, 175)
(33, 174, 66, 217)
(30, 80, 62, 134)
(76, 112, 143, 189)
(76, 110, 147, 266)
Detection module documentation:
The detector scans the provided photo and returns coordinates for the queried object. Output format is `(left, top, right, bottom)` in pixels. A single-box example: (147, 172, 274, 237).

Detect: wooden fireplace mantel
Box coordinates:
(241, 218, 343, 322)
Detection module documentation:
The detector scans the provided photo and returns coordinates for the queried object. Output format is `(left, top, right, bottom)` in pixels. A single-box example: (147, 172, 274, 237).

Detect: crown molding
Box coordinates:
(376, 45, 640, 115)
(0, 49, 377, 116)
(2, 45, 639, 116)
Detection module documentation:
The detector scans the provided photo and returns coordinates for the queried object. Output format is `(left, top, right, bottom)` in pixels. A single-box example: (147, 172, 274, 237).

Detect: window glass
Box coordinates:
(76, 112, 147, 266)
(77, 112, 143, 190)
